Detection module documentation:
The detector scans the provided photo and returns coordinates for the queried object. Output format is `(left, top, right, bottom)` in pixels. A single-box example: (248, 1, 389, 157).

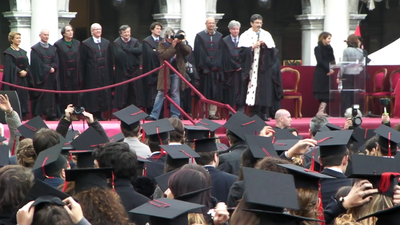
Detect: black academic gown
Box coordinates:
(114, 178, 150, 225)
(217, 142, 248, 176)
(194, 30, 224, 101)
(113, 37, 144, 108)
(222, 35, 246, 107)
(320, 168, 352, 209)
(2, 47, 34, 115)
(145, 153, 167, 179)
(205, 166, 237, 203)
(80, 37, 113, 113)
(141, 36, 163, 108)
(239, 46, 283, 110)
(54, 38, 81, 110)
(226, 180, 244, 208)
(30, 43, 61, 118)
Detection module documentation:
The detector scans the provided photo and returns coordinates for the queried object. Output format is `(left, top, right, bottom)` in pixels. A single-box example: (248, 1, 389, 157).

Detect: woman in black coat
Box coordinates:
(313, 32, 335, 116)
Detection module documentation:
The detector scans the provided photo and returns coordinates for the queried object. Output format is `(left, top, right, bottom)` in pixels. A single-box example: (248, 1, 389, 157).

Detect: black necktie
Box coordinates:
(97, 40, 102, 57)
(234, 38, 237, 47)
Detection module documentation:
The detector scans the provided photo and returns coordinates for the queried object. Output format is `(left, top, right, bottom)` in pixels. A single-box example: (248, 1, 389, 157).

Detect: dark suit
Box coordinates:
(218, 142, 248, 176)
(114, 178, 150, 225)
(145, 153, 167, 179)
(320, 168, 352, 209)
(204, 166, 237, 203)
(226, 180, 244, 208)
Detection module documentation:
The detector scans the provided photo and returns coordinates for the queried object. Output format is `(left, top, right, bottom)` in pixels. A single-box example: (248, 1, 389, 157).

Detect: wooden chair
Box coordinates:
(280, 67, 302, 119)
(368, 68, 389, 114)
(389, 68, 400, 116)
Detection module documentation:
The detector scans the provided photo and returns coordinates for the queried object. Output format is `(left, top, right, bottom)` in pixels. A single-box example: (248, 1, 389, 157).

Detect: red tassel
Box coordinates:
(112, 171, 115, 192)
(317, 181, 325, 225)
(378, 172, 400, 193)
(42, 156, 54, 179)
(142, 130, 146, 142)
(143, 164, 147, 177)
(11, 136, 17, 156)
(310, 150, 316, 172)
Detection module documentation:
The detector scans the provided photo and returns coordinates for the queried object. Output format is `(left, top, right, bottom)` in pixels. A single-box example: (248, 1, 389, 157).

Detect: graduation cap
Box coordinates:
(9, 179, 70, 224)
(108, 133, 125, 142)
(250, 115, 267, 127)
(184, 126, 210, 142)
(352, 128, 376, 151)
(315, 130, 353, 157)
(347, 154, 397, 196)
(65, 168, 113, 194)
(273, 139, 299, 154)
(244, 134, 278, 159)
(277, 164, 335, 190)
(70, 126, 109, 150)
(195, 118, 222, 133)
(0, 145, 9, 167)
(137, 155, 150, 176)
(155, 168, 180, 192)
(216, 143, 229, 152)
(273, 129, 301, 141)
(357, 204, 400, 225)
(318, 123, 342, 132)
(161, 144, 200, 168)
(0, 136, 7, 143)
(65, 129, 80, 142)
(129, 198, 204, 225)
(374, 125, 400, 157)
(194, 138, 218, 153)
(113, 104, 147, 130)
(224, 112, 264, 140)
(142, 119, 175, 142)
(304, 147, 321, 172)
(69, 150, 94, 168)
(32, 143, 67, 179)
(175, 186, 212, 213)
(17, 116, 48, 138)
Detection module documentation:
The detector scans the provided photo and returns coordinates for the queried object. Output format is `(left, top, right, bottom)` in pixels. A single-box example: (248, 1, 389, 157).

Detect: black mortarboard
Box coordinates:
(352, 128, 376, 151)
(70, 126, 109, 150)
(278, 164, 335, 190)
(0, 145, 9, 167)
(216, 143, 229, 152)
(374, 125, 400, 157)
(59, 135, 74, 155)
(113, 105, 147, 130)
(70, 150, 94, 168)
(242, 167, 300, 211)
(244, 134, 278, 159)
(315, 130, 353, 157)
(175, 187, 212, 213)
(273, 129, 301, 141)
(162, 144, 200, 167)
(129, 198, 204, 225)
(357, 204, 400, 225)
(109, 133, 125, 142)
(65, 168, 113, 194)
(9, 179, 70, 224)
(224, 112, 264, 140)
(195, 118, 222, 132)
(142, 119, 174, 141)
(319, 123, 342, 132)
(250, 115, 267, 127)
(273, 139, 299, 154)
(31, 195, 65, 208)
(184, 126, 210, 142)
(18, 116, 48, 138)
(304, 147, 321, 171)
(137, 155, 150, 173)
(155, 168, 180, 192)
(65, 129, 79, 142)
(0, 136, 7, 143)
(194, 138, 218, 153)
(32, 143, 67, 178)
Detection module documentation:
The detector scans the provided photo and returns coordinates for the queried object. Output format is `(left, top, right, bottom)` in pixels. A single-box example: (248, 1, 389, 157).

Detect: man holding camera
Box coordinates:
(145, 28, 191, 120)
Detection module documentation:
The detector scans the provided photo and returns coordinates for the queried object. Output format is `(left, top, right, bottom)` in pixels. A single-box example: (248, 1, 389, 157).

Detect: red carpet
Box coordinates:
(5, 117, 399, 145)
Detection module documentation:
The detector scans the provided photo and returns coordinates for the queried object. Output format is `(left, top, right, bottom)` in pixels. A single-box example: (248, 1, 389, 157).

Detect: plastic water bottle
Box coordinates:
(338, 80, 343, 92)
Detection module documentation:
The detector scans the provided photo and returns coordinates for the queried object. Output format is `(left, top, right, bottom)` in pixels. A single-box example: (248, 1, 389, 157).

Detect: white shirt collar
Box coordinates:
(231, 35, 239, 42)
(121, 37, 131, 43)
(152, 35, 159, 41)
(92, 36, 101, 43)
(326, 167, 343, 174)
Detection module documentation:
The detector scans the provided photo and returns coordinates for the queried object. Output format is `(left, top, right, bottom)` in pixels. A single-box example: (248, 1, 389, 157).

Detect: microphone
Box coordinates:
(256, 30, 260, 41)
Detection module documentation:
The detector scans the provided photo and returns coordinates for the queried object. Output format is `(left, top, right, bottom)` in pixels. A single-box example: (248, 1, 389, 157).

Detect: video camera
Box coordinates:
(168, 33, 185, 40)
(351, 104, 362, 128)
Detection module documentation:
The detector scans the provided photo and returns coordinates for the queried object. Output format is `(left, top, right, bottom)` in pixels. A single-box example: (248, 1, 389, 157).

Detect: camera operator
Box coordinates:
(145, 28, 192, 120)
(343, 106, 362, 130)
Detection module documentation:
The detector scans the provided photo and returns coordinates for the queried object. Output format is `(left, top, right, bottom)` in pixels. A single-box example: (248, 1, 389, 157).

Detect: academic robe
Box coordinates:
(80, 37, 113, 113)
(2, 47, 34, 115)
(30, 43, 61, 118)
(217, 142, 248, 176)
(320, 168, 352, 209)
(194, 30, 224, 101)
(54, 38, 81, 110)
(142, 36, 163, 108)
(204, 166, 237, 203)
(145, 153, 167, 179)
(113, 37, 144, 108)
(222, 35, 246, 107)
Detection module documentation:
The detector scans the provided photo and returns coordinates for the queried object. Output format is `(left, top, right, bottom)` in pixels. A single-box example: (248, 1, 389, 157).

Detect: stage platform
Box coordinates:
(4, 117, 399, 145)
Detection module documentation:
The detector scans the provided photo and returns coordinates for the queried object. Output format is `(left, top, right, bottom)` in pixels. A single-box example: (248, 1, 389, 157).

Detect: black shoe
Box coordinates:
(145, 116, 156, 121)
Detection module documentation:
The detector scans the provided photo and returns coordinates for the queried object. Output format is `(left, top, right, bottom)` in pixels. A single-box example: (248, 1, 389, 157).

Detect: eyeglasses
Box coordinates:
(93, 28, 102, 31)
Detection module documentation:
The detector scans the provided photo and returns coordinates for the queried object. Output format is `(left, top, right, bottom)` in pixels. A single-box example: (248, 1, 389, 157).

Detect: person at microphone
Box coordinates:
(238, 14, 283, 121)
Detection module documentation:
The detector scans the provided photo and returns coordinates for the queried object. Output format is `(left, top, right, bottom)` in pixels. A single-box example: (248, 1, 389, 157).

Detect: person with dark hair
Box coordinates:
(54, 24, 81, 111)
(142, 22, 163, 111)
(93, 142, 149, 225)
(32, 128, 61, 155)
(2, 31, 34, 119)
(0, 165, 33, 222)
(113, 25, 144, 109)
(31, 29, 61, 120)
(238, 14, 283, 121)
(16, 138, 36, 168)
(313, 31, 335, 116)
(80, 23, 113, 121)
(168, 117, 184, 144)
(194, 17, 224, 120)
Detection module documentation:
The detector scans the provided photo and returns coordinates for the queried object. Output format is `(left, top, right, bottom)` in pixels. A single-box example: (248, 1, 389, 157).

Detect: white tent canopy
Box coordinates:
(368, 38, 400, 65)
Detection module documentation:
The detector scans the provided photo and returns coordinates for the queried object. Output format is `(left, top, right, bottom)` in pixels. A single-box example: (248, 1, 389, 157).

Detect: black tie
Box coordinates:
(97, 40, 102, 57)
(234, 38, 237, 47)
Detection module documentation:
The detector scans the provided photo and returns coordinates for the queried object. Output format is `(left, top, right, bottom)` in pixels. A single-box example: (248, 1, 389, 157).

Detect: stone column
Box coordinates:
(2, 11, 32, 54)
(295, 14, 324, 66)
(181, 0, 206, 47)
(349, 14, 367, 35)
(324, 0, 349, 62)
(31, 0, 59, 45)
(152, 13, 181, 38)
(58, 12, 77, 39)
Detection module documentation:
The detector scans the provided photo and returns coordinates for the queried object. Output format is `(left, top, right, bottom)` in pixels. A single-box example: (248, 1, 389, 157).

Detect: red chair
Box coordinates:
(281, 67, 302, 119)
(368, 68, 389, 114)
(390, 68, 400, 116)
